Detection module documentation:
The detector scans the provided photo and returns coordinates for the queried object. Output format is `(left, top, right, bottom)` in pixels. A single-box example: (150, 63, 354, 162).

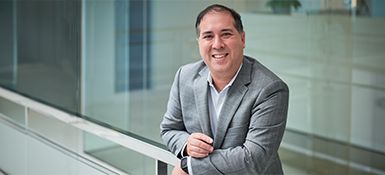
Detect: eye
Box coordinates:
(222, 33, 232, 37)
(203, 35, 213, 39)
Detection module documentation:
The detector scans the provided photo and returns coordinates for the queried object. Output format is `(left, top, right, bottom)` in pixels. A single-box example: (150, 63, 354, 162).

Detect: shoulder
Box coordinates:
(179, 60, 206, 74)
(176, 60, 207, 80)
(245, 55, 285, 83)
(242, 55, 288, 91)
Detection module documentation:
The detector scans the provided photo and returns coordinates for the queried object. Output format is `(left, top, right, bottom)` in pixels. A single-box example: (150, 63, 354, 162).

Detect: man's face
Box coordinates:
(198, 11, 245, 77)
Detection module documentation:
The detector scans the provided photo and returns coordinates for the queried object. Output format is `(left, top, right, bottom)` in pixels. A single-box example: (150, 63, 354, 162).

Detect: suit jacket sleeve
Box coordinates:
(190, 80, 289, 175)
(160, 67, 190, 158)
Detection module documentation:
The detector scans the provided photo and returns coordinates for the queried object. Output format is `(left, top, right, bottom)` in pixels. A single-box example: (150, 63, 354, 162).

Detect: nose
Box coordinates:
(212, 36, 225, 49)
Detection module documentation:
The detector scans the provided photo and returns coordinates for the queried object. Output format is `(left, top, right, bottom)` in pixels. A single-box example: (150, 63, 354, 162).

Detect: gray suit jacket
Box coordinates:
(160, 56, 289, 175)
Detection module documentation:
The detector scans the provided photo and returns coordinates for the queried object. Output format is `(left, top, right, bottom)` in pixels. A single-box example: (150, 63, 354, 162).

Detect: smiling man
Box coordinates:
(197, 8, 245, 93)
(160, 4, 289, 175)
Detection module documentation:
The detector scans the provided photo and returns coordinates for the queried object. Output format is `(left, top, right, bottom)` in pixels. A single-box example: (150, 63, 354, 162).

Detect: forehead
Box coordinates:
(199, 12, 235, 31)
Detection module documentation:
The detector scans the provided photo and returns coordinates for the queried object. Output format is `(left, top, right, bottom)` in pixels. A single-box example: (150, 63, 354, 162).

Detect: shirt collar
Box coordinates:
(207, 63, 243, 88)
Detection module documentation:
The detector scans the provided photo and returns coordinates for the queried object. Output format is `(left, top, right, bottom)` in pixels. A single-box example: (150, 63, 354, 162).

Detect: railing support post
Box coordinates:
(156, 160, 167, 175)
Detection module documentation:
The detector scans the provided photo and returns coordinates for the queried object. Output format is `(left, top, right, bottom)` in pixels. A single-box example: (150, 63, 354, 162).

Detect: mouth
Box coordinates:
(212, 53, 228, 59)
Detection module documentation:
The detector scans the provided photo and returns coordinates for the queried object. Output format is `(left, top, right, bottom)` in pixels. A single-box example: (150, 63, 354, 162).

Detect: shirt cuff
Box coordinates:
(187, 156, 193, 175)
(181, 142, 188, 157)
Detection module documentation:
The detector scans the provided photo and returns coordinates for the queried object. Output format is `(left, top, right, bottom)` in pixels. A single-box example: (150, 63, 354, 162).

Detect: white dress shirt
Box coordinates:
(207, 63, 242, 135)
(186, 64, 243, 175)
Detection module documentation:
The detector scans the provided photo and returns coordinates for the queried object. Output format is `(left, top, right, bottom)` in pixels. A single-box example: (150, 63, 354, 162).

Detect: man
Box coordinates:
(160, 4, 289, 175)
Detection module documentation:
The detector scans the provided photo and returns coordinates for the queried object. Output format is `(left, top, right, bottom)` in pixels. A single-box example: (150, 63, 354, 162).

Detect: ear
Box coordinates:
(242, 31, 246, 48)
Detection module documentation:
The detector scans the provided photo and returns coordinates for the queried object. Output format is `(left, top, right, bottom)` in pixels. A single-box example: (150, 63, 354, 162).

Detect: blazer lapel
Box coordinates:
(213, 58, 252, 149)
(193, 67, 214, 139)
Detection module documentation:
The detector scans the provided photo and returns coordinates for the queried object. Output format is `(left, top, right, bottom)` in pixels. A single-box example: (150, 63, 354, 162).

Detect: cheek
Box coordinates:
(199, 43, 210, 56)
(199, 46, 204, 56)
(230, 41, 245, 54)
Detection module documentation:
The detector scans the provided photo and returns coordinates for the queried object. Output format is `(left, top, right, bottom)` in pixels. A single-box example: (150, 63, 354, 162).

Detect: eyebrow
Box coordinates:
(221, 28, 234, 33)
(201, 28, 234, 36)
(201, 31, 213, 36)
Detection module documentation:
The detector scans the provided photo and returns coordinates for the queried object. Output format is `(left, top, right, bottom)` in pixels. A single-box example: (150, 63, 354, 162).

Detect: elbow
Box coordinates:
(243, 142, 281, 174)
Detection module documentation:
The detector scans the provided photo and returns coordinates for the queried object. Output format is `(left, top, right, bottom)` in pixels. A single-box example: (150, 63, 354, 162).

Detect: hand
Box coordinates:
(172, 160, 189, 175)
(185, 133, 214, 158)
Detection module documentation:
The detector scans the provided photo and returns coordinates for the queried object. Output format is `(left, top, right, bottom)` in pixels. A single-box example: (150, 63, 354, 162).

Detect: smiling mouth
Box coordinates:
(212, 53, 228, 59)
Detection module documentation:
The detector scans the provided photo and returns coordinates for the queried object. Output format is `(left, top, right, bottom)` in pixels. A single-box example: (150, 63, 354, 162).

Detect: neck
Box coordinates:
(211, 72, 235, 93)
(209, 59, 243, 92)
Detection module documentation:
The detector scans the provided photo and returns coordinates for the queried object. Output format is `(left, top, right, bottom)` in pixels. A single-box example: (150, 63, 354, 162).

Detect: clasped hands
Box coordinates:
(172, 133, 213, 175)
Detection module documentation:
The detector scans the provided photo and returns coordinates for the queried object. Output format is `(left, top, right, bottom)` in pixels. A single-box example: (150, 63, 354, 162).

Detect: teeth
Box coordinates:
(214, 54, 226, 58)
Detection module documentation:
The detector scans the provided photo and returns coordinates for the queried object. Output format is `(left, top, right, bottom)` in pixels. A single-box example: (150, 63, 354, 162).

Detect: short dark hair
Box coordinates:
(195, 4, 243, 37)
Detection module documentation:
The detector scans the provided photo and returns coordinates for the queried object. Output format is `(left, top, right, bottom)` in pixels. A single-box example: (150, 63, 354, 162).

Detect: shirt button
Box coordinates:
(218, 100, 222, 104)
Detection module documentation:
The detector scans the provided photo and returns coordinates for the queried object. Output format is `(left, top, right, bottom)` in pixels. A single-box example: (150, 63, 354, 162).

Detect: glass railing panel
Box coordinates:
(0, 119, 28, 174)
(83, 131, 156, 175)
(0, 97, 25, 125)
(27, 108, 80, 152)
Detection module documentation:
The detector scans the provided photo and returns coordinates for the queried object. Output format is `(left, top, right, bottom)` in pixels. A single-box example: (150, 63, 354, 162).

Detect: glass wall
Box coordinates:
(0, 0, 81, 112)
(1, 0, 385, 174)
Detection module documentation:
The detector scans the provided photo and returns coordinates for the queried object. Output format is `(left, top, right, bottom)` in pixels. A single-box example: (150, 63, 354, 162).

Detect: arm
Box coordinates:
(190, 81, 289, 175)
(172, 160, 189, 175)
(160, 67, 190, 158)
(161, 66, 215, 175)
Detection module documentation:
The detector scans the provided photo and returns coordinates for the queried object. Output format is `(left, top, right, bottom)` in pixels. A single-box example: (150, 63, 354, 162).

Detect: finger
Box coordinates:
(187, 144, 211, 158)
(187, 136, 213, 153)
(189, 144, 212, 154)
(186, 143, 211, 158)
(185, 133, 214, 158)
(191, 133, 213, 144)
(189, 139, 213, 153)
(188, 150, 210, 158)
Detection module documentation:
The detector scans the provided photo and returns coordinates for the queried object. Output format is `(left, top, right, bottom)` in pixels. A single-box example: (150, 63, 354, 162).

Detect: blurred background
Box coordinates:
(0, 0, 384, 174)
